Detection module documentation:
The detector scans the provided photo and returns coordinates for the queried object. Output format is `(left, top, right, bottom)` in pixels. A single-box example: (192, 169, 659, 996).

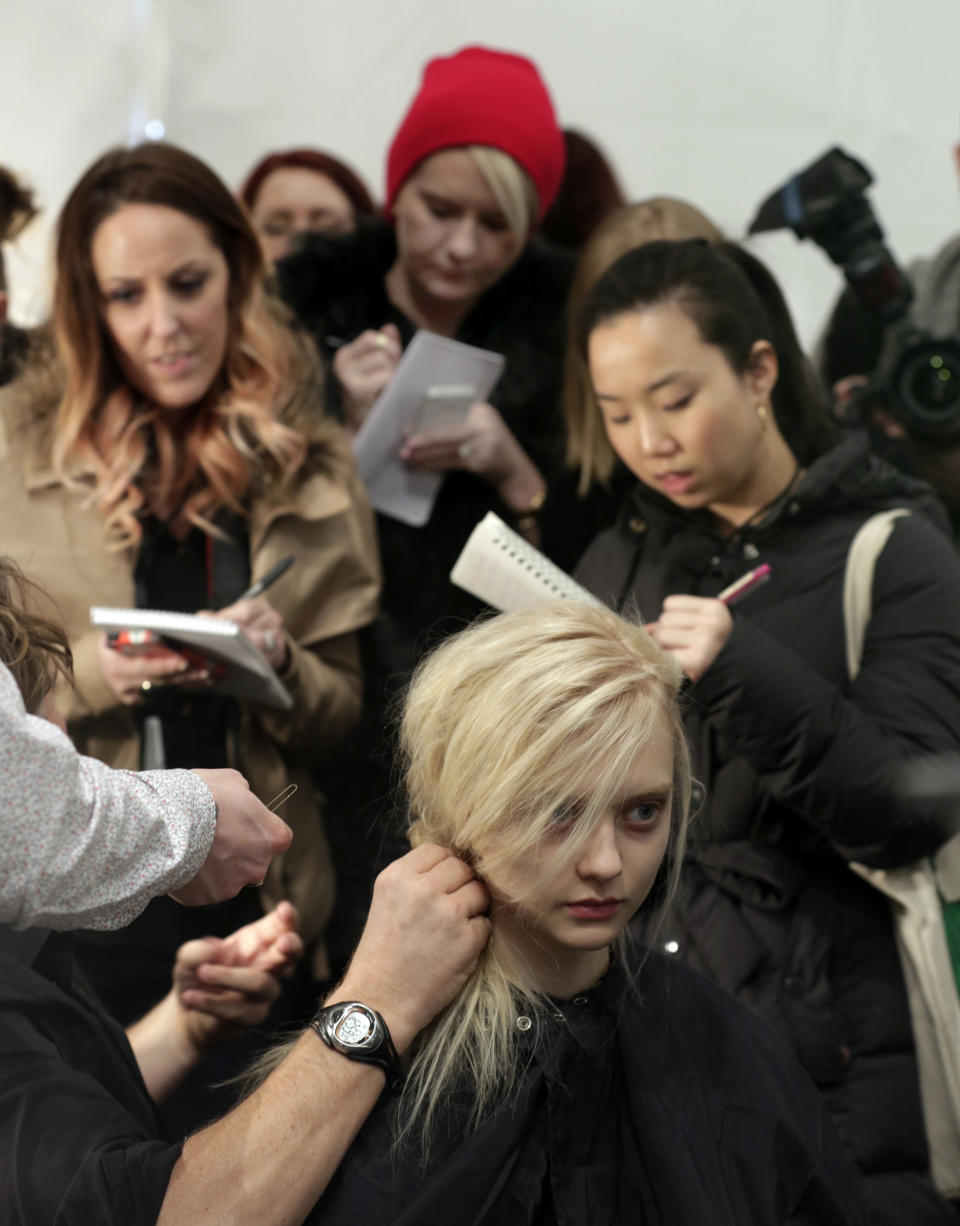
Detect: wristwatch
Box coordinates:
(310, 1000, 402, 1092)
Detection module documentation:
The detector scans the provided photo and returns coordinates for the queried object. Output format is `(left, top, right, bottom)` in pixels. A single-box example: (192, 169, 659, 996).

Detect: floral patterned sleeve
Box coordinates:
(0, 663, 216, 930)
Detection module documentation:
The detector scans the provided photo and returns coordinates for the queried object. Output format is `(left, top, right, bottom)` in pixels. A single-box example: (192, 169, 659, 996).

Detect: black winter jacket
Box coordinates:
(310, 951, 865, 1226)
(277, 221, 619, 663)
(575, 433, 960, 1225)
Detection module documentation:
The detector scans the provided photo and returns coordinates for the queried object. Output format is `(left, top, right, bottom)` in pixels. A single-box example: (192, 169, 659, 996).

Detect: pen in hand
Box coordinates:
(238, 556, 295, 603)
(718, 563, 771, 607)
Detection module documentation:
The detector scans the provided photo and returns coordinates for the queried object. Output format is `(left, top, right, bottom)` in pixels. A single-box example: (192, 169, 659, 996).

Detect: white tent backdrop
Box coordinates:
(3, 0, 959, 347)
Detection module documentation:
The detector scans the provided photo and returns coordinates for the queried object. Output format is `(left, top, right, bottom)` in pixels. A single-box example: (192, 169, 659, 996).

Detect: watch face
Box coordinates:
(335, 1008, 375, 1047)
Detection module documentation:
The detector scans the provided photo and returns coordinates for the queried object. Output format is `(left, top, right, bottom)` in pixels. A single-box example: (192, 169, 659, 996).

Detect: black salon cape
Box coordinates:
(0, 932, 179, 1225)
(309, 952, 866, 1226)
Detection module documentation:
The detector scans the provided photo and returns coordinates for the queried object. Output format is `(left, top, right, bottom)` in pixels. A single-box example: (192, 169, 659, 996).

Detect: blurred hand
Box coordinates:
(172, 768, 293, 905)
(97, 634, 193, 705)
(206, 596, 289, 673)
(398, 401, 546, 512)
(647, 595, 734, 683)
(337, 844, 491, 1052)
(332, 324, 402, 432)
(832, 374, 869, 423)
(173, 901, 303, 1050)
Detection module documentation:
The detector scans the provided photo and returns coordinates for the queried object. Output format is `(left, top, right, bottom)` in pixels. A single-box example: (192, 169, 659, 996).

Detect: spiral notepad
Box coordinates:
(450, 513, 604, 613)
(90, 607, 292, 710)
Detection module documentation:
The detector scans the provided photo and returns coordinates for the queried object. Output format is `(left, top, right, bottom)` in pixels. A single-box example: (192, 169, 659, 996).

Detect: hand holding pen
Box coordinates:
(647, 563, 771, 683)
(204, 555, 296, 673)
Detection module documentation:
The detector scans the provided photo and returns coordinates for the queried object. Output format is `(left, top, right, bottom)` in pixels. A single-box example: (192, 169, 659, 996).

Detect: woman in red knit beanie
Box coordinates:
(276, 47, 618, 972)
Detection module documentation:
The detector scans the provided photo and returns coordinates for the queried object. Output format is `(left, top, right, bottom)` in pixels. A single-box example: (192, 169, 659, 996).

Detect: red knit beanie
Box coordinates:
(385, 46, 565, 223)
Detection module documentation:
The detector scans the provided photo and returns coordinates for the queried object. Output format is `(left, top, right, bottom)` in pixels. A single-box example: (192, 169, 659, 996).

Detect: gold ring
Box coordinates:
(141, 680, 152, 694)
(373, 334, 390, 350)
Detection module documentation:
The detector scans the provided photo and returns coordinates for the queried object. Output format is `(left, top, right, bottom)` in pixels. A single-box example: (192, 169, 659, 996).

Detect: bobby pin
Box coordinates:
(266, 783, 298, 812)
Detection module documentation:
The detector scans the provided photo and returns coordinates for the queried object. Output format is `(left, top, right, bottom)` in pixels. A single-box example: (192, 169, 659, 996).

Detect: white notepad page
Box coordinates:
(352, 330, 505, 527)
(91, 607, 292, 710)
(450, 513, 605, 613)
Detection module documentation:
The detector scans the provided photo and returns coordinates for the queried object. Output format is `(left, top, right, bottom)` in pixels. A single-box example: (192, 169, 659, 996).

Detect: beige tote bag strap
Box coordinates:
(842, 508, 911, 681)
(843, 506, 960, 1192)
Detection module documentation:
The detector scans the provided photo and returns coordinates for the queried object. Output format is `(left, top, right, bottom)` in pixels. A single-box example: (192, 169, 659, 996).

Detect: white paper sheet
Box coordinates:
(352, 331, 505, 527)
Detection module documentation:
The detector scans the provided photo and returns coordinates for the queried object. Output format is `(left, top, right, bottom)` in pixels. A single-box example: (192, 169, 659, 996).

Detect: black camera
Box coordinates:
(748, 147, 960, 443)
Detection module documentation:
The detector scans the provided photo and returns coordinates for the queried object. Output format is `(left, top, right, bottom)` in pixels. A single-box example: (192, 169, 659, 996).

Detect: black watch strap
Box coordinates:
(310, 1000, 403, 1093)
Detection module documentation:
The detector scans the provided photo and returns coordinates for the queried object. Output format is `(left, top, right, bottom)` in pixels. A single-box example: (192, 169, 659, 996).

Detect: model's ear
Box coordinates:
(746, 339, 778, 403)
(869, 407, 907, 440)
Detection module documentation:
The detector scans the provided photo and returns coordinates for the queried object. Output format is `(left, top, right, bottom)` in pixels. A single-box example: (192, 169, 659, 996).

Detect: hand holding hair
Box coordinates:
(334, 844, 491, 1053)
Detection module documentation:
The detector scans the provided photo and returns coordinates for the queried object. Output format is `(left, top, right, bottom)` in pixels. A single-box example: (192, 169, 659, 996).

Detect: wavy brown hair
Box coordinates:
(0, 557, 73, 714)
(52, 142, 310, 547)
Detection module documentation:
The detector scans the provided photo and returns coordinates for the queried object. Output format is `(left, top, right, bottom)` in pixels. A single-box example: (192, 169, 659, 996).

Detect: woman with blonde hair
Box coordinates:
(302, 602, 864, 1224)
(0, 141, 380, 1119)
(277, 45, 598, 969)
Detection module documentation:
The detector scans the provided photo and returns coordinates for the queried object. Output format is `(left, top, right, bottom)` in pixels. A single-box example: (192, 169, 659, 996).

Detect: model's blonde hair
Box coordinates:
(396, 600, 692, 1151)
(563, 198, 725, 493)
(466, 146, 538, 242)
(50, 143, 311, 548)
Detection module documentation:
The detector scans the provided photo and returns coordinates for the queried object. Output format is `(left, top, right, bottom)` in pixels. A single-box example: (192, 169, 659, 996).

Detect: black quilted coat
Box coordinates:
(576, 433, 960, 1225)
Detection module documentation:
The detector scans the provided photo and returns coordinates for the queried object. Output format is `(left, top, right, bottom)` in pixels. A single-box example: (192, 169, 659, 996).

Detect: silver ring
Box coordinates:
(263, 631, 277, 654)
(458, 442, 473, 460)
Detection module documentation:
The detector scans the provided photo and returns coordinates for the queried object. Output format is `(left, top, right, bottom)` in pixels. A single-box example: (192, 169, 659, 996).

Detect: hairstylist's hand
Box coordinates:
(173, 902, 303, 1050)
(336, 844, 491, 1053)
(206, 597, 290, 673)
(97, 634, 193, 705)
(171, 768, 292, 905)
(646, 595, 734, 684)
(333, 324, 402, 432)
(399, 401, 546, 513)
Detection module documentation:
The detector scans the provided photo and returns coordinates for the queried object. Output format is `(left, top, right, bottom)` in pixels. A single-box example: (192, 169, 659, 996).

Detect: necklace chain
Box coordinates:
(730, 461, 804, 538)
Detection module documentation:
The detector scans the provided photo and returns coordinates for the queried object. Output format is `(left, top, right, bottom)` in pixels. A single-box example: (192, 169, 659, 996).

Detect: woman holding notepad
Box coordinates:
(0, 142, 380, 1114)
(277, 46, 623, 964)
(570, 238, 960, 1222)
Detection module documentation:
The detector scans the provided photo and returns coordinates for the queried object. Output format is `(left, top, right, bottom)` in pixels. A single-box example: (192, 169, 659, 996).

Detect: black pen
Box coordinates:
(239, 555, 295, 602)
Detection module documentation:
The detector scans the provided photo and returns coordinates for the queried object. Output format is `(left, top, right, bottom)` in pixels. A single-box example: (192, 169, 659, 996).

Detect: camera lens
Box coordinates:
(895, 340, 960, 437)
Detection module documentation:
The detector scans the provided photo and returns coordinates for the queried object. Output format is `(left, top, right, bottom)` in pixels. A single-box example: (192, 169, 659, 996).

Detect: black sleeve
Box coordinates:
(691, 514, 960, 866)
(0, 1047, 179, 1224)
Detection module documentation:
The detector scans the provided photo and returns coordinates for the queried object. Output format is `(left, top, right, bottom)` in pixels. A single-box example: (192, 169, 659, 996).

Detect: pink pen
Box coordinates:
(717, 563, 771, 607)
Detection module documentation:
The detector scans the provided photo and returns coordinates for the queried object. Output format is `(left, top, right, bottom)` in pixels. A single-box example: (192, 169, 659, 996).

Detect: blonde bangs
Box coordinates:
(466, 145, 538, 242)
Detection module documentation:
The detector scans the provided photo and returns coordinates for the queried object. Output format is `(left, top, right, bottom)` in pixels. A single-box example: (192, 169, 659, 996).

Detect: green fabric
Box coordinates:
(941, 897, 960, 997)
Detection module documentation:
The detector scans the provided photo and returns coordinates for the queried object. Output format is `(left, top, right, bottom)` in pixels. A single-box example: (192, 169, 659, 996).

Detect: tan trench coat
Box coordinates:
(0, 361, 381, 970)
